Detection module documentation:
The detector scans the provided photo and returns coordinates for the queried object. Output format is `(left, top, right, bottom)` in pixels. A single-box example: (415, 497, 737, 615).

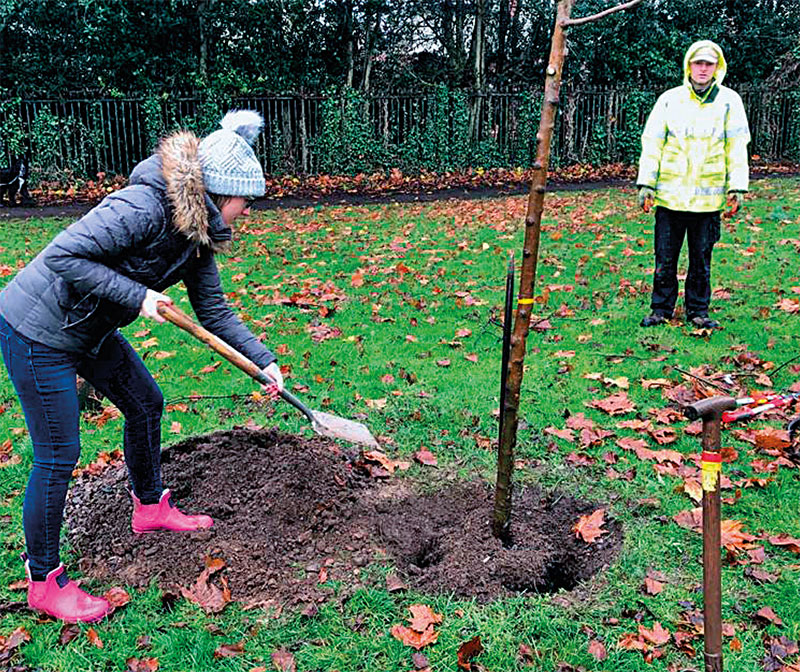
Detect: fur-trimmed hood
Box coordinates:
(129, 131, 231, 253)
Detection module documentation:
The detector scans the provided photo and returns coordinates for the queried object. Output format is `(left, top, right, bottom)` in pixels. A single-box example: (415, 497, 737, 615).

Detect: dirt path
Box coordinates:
(2, 170, 794, 221)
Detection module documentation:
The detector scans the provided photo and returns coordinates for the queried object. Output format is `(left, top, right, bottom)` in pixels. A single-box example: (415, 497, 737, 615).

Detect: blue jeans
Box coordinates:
(0, 315, 164, 579)
(650, 207, 721, 318)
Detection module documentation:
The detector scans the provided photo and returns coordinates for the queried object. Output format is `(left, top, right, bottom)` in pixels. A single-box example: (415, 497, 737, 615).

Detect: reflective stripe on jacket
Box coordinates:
(636, 40, 750, 213)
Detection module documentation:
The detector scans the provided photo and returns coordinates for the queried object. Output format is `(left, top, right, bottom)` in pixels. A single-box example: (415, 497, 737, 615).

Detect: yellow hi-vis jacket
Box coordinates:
(636, 40, 751, 213)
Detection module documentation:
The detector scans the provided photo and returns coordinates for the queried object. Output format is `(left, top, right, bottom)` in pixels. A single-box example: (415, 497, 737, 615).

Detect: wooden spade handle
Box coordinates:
(157, 302, 267, 383)
(155, 302, 314, 422)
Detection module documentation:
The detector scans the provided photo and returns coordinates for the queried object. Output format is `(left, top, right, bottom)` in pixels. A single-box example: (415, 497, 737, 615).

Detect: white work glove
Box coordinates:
(139, 289, 172, 323)
(261, 361, 284, 393)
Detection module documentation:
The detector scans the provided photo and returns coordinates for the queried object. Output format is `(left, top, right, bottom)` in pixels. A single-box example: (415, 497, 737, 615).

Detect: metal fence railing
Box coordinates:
(1, 86, 798, 180)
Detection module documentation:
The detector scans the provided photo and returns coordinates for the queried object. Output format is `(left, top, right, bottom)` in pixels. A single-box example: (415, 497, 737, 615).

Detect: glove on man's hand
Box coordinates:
(261, 361, 285, 394)
(638, 186, 655, 212)
(726, 191, 744, 215)
(140, 289, 172, 323)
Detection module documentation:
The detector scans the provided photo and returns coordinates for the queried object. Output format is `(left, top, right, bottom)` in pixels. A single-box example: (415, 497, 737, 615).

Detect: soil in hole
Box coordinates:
(65, 428, 623, 606)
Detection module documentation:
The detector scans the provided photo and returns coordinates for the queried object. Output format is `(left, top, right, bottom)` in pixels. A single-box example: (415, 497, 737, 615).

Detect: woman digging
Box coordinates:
(0, 110, 283, 623)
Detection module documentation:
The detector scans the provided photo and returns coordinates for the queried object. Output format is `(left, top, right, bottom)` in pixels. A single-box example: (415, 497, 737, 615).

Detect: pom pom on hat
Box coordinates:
(690, 46, 718, 63)
(199, 110, 266, 197)
(219, 110, 264, 145)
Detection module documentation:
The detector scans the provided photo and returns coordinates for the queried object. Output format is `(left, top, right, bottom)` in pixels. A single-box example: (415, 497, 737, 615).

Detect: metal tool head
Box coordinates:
(311, 410, 380, 449)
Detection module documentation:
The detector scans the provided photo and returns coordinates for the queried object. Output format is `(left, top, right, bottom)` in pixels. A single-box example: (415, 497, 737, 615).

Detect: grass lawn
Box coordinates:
(1, 178, 799, 671)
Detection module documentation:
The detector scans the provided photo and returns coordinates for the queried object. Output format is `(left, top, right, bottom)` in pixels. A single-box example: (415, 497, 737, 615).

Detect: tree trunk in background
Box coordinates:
(198, 0, 212, 84)
(496, 0, 512, 85)
(343, 0, 356, 88)
(492, 0, 574, 541)
(440, 0, 468, 86)
(362, 3, 383, 92)
(468, 0, 486, 141)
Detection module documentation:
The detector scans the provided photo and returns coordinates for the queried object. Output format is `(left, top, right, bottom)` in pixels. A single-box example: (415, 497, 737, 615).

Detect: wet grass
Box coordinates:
(1, 178, 799, 671)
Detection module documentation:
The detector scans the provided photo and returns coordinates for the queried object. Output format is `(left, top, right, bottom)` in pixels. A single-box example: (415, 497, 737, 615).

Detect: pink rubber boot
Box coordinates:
(131, 489, 213, 533)
(25, 558, 111, 623)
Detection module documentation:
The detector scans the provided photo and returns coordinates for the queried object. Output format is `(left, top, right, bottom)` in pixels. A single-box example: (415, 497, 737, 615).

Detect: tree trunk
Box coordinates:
(496, 0, 512, 85)
(341, 0, 356, 88)
(492, 0, 574, 541)
(198, 0, 212, 84)
(468, 0, 486, 141)
(362, 3, 382, 93)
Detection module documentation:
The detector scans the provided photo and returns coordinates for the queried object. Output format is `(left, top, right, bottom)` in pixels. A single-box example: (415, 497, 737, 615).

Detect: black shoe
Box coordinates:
(688, 315, 720, 329)
(640, 313, 669, 327)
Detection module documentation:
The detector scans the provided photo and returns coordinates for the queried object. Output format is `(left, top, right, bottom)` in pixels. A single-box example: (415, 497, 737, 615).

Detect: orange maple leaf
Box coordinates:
(639, 622, 670, 646)
(720, 519, 756, 550)
(573, 509, 607, 543)
(408, 604, 443, 632)
(391, 625, 439, 650)
(767, 534, 800, 553)
(617, 632, 648, 651)
(586, 392, 636, 416)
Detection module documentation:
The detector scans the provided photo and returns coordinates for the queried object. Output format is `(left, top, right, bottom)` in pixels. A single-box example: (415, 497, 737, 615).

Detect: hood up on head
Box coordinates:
(683, 40, 727, 88)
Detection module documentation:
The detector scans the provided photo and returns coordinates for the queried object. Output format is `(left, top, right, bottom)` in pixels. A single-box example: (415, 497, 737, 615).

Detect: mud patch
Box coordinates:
(65, 428, 622, 606)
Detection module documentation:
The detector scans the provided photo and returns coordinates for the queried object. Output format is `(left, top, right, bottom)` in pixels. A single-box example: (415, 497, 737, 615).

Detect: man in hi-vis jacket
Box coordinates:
(637, 39, 750, 330)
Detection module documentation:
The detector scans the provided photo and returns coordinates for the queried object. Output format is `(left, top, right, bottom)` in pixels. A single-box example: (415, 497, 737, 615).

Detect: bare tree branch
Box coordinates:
(560, 0, 644, 27)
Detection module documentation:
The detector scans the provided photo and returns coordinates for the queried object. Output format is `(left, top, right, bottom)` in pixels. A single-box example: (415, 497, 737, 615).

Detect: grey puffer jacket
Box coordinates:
(0, 131, 275, 368)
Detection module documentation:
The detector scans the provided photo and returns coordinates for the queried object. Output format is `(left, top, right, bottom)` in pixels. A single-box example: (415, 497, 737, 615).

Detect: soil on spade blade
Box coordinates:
(65, 428, 623, 608)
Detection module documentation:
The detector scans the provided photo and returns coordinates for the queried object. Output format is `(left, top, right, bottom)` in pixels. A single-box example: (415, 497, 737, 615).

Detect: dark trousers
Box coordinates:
(0, 315, 164, 579)
(649, 207, 721, 318)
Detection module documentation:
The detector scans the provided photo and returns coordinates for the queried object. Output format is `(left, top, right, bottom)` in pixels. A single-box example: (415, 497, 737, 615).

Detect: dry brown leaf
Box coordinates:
(643, 577, 663, 595)
(271, 648, 297, 672)
(566, 413, 596, 430)
(214, 641, 245, 659)
(0, 626, 30, 664)
(588, 639, 607, 660)
(767, 534, 800, 553)
(414, 449, 437, 466)
(180, 561, 231, 614)
(87, 627, 104, 648)
(617, 632, 648, 651)
(385, 573, 407, 593)
(641, 378, 672, 389)
(545, 427, 576, 442)
(408, 604, 443, 632)
(755, 428, 791, 451)
(586, 392, 636, 415)
(674, 507, 703, 532)
(457, 636, 484, 670)
(616, 436, 649, 452)
(755, 606, 783, 626)
(682, 478, 703, 503)
(639, 622, 670, 646)
(390, 624, 439, 650)
(126, 657, 160, 672)
(721, 519, 756, 550)
(59, 624, 81, 645)
(573, 509, 607, 543)
(104, 586, 132, 609)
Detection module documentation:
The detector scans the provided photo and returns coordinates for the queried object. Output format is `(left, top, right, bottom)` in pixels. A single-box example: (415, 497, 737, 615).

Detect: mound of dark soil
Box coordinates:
(65, 428, 622, 607)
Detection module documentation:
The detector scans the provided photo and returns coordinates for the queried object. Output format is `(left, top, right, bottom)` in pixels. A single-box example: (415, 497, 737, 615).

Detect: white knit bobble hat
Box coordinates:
(199, 110, 266, 197)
